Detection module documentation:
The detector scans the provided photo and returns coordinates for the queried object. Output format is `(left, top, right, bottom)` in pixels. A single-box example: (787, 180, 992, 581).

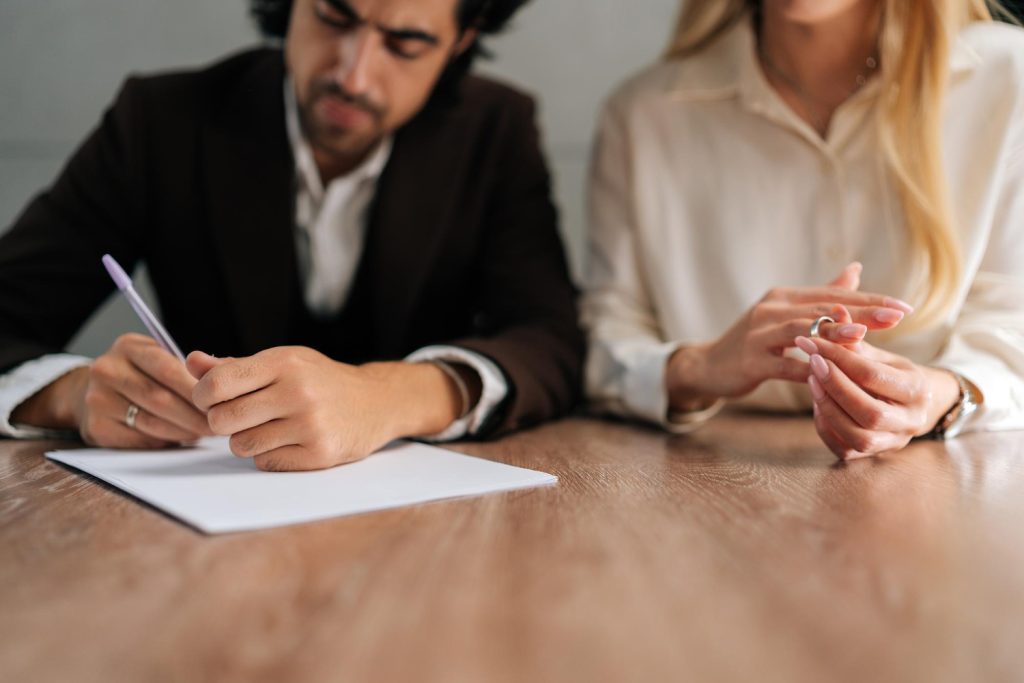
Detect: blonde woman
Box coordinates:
(583, 0, 1024, 458)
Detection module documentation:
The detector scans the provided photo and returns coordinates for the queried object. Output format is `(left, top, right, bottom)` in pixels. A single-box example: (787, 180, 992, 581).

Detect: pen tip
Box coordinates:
(101, 254, 132, 290)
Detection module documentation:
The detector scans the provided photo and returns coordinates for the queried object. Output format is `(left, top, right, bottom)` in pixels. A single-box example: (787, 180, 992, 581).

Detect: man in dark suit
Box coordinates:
(0, 0, 582, 470)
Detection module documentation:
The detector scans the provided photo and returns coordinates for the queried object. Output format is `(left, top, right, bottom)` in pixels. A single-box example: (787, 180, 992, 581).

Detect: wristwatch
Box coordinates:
(925, 372, 982, 440)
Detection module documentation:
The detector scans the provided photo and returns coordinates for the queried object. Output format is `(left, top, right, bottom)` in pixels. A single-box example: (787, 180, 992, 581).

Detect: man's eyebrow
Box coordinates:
(322, 0, 362, 23)
(379, 26, 440, 45)
(320, 0, 440, 47)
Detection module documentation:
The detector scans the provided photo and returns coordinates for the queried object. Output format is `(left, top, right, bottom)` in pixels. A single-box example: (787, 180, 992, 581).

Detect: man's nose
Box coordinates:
(335, 28, 377, 96)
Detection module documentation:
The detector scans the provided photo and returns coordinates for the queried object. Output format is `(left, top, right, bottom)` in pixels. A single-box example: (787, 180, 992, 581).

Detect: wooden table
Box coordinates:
(3, 413, 1024, 682)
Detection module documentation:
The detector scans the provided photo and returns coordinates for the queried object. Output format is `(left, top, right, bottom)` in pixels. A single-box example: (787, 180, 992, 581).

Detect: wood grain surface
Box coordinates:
(2, 413, 1024, 683)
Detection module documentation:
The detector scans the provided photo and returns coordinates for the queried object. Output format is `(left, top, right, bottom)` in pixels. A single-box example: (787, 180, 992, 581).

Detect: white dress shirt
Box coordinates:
(0, 79, 508, 440)
(583, 18, 1024, 435)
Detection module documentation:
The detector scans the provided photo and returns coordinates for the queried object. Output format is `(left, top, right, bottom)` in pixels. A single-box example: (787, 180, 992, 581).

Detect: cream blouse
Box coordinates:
(582, 17, 1024, 434)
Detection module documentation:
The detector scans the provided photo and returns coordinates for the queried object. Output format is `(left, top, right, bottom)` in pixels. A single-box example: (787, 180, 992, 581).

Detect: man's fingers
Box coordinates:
(86, 385, 200, 443)
(82, 416, 174, 450)
(127, 340, 198, 402)
(797, 336, 917, 404)
(252, 445, 328, 472)
(192, 355, 276, 411)
(109, 364, 209, 436)
(228, 419, 299, 459)
(186, 351, 232, 381)
(208, 388, 288, 437)
(120, 401, 202, 443)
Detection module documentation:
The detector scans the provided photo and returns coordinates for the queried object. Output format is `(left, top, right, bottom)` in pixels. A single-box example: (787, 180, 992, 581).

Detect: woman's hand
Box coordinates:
(665, 263, 914, 409)
(794, 335, 962, 460)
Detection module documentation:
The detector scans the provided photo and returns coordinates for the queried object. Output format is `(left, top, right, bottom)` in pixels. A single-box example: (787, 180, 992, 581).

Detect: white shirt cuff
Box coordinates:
(404, 345, 509, 442)
(666, 398, 727, 434)
(619, 341, 723, 433)
(0, 354, 91, 439)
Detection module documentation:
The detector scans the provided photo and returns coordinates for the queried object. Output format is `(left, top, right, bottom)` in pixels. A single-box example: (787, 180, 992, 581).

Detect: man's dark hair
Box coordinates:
(249, 0, 529, 100)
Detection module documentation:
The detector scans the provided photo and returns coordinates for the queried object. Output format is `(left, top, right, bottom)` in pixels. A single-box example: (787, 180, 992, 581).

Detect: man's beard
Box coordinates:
(301, 78, 385, 152)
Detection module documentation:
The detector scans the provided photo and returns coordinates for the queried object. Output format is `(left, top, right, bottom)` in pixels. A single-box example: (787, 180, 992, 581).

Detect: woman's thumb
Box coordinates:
(828, 262, 862, 291)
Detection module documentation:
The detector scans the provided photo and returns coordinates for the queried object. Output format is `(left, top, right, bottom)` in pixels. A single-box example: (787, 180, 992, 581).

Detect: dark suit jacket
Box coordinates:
(0, 48, 583, 437)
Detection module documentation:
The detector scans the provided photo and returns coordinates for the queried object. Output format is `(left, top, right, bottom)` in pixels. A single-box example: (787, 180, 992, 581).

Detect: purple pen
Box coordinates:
(101, 254, 186, 362)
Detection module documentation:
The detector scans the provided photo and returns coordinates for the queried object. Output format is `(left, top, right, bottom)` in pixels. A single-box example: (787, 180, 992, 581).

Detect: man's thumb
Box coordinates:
(185, 350, 230, 380)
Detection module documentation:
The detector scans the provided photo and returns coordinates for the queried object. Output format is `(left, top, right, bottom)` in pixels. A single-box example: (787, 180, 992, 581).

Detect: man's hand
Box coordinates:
(187, 346, 465, 471)
(11, 333, 211, 448)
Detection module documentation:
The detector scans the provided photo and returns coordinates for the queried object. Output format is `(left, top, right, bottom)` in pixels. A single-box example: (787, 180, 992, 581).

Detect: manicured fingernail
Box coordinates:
(883, 297, 914, 314)
(794, 336, 818, 355)
(808, 375, 825, 401)
(873, 308, 904, 324)
(810, 354, 829, 380)
(838, 323, 867, 339)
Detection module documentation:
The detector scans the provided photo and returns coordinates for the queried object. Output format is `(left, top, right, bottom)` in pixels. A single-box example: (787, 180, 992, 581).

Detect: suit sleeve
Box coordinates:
(0, 78, 148, 373)
(446, 96, 584, 437)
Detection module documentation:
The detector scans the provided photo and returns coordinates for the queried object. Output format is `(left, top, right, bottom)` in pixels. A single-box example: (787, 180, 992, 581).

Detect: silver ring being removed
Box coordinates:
(809, 315, 836, 338)
(125, 404, 140, 429)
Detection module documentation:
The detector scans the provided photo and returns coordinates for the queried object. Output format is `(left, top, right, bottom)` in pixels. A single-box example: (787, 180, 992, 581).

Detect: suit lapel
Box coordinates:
(201, 51, 299, 355)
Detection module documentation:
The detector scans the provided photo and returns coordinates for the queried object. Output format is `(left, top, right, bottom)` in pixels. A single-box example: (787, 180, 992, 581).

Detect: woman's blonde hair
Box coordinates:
(665, 0, 1009, 330)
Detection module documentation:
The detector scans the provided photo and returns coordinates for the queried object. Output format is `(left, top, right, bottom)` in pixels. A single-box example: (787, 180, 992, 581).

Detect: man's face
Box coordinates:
(286, 0, 467, 166)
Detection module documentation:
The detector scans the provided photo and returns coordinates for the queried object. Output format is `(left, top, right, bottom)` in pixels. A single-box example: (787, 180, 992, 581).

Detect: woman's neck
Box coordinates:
(758, 2, 881, 134)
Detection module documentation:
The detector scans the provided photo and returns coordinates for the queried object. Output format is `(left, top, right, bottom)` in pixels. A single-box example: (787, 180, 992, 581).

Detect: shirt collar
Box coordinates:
(665, 14, 984, 103)
(284, 76, 392, 201)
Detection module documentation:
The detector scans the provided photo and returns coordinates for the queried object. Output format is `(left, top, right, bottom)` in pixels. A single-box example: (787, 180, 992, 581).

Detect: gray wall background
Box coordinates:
(0, 0, 679, 357)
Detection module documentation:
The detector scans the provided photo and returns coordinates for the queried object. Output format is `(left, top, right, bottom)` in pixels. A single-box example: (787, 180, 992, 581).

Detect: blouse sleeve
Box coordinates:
(581, 97, 718, 432)
(933, 132, 1024, 433)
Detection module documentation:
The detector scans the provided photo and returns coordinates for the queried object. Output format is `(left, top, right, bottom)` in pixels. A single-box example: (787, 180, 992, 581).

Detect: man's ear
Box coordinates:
(453, 28, 479, 57)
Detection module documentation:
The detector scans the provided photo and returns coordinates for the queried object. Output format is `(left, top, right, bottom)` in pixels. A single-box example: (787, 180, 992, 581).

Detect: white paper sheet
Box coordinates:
(46, 438, 556, 534)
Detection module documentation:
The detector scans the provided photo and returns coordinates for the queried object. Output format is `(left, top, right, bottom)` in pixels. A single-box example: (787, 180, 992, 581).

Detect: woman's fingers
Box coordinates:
(795, 336, 918, 404)
(753, 318, 867, 351)
(828, 262, 862, 290)
(805, 352, 903, 433)
(765, 286, 914, 314)
(753, 354, 811, 383)
(755, 301, 905, 330)
(809, 376, 905, 459)
(811, 402, 859, 460)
